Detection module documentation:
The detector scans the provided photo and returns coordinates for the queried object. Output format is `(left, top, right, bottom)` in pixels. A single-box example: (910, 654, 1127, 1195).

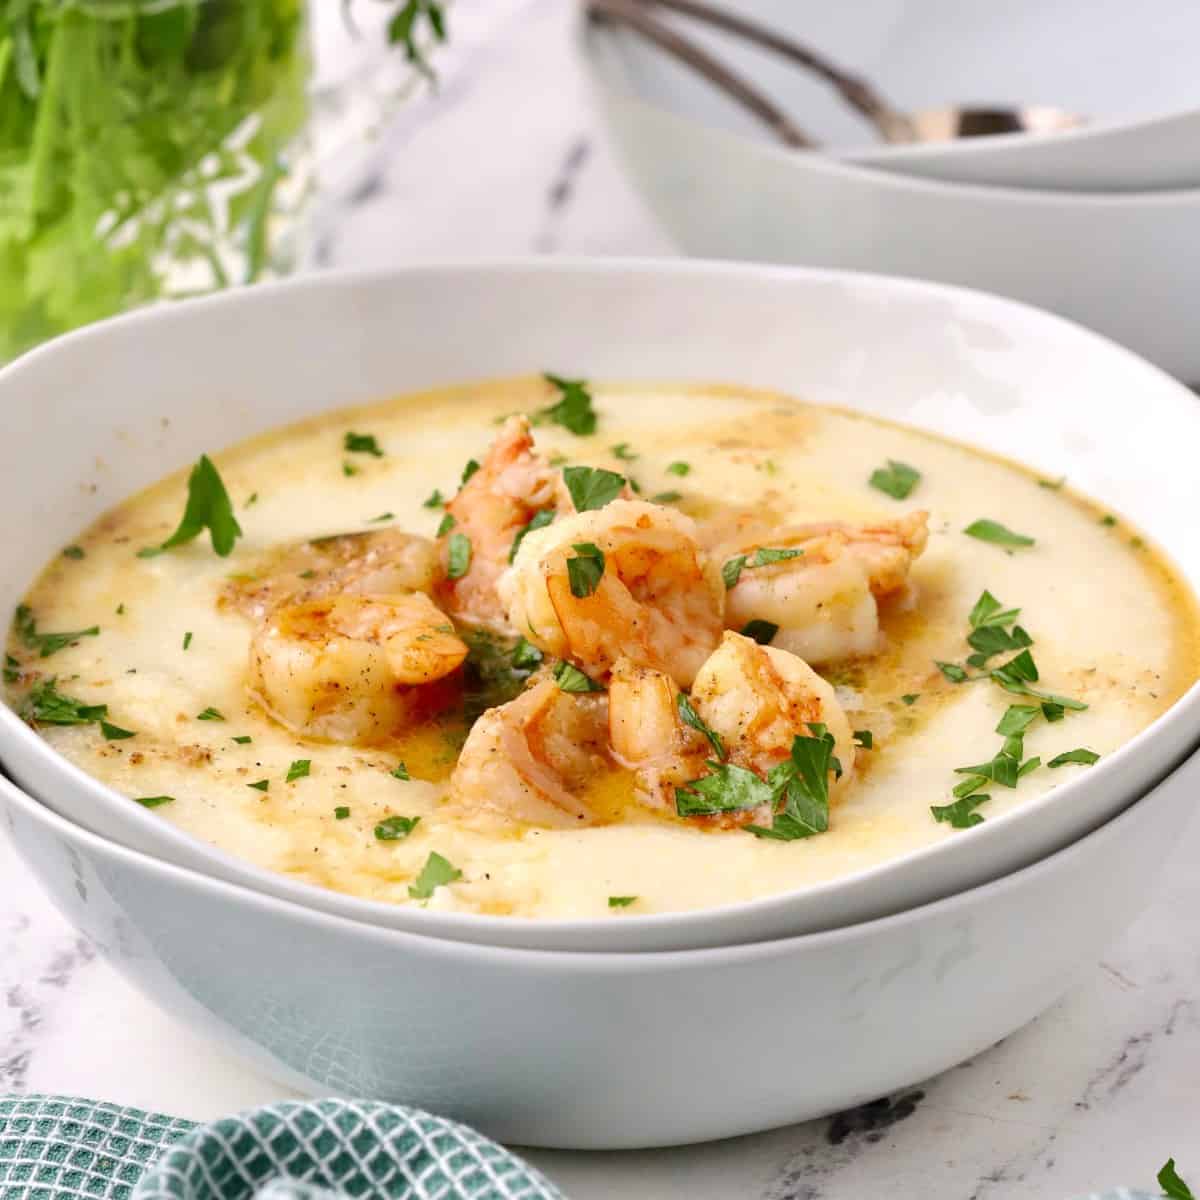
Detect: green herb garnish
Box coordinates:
(20, 679, 107, 726)
(386, 0, 449, 78)
(367, 512, 394, 524)
(608, 895, 638, 908)
(931, 794, 989, 828)
(567, 542, 605, 598)
(508, 509, 554, 563)
(667, 461, 691, 477)
(652, 491, 682, 504)
(611, 443, 638, 461)
(869, 459, 921, 500)
(678, 761, 774, 818)
(964, 519, 1035, 548)
(1158, 1159, 1195, 1200)
(140, 455, 243, 559)
(722, 547, 802, 588)
(740, 620, 778, 645)
(1100, 514, 1117, 527)
(62, 546, 85, 560)
(232, 735, 252, 745)
(446, 532, 472, 579)
(853, 730, 873, 749)
(423, 489, 446, 508)
(562, 466, 625, 513)
(392, 762, 411, 781)
(536, 374, 597, 436)
(511, 637, 543, 670)
(335, 806, 351, 820)
(136, 796, 175, 809)
(1037, 476, 1066, 490)
(196, 706, 224, 722)
(677, 693, 726, 761)
(436, 513, 456, 537)
(460, 458, 481, 486)
(286, 759, 311, 783)
(408, 850, 462, 898)
(375, 815, 420, 841)
(101, 720, 135, 741)
(900, 694, 919, 706)
(343, 462, 359, 477)
(182, 631, 192, 651)
(935, 661, 969, 683)
(553, 661, 604, 693)
(344, 431, 384, 457)
(13, 605, 99, 658)
(248, 779, 270, 792)
(1047, 748, 1100, 768)
(744, 727, 839, 841)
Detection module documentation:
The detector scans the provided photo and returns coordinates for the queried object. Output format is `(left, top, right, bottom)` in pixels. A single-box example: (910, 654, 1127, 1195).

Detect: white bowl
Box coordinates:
(3, 741, 1197, 1148)
(586, 1, 1200, 191)
(583, 34, 1200, 380)
(3, 260, 1199, 952)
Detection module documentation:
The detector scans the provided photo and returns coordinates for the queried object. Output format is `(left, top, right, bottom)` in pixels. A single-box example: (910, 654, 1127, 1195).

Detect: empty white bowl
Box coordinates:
(3, 740, 1197, 1148)
(3, 260, 1199, 952)
(586, 1, 1200, 190)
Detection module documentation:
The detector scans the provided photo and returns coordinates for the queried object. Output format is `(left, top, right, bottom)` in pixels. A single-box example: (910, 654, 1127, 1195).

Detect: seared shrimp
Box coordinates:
(500, 499, 724, 687)
(435, 416, 562, 633)
(223, 529, 439, 622)
(716, 512, 929, 663)
(249, 592, 468, 743)
(447, 678, 610, 829)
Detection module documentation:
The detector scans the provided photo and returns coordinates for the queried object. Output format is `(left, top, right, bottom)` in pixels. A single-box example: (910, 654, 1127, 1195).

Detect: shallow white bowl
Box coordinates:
(587, 1, 1200, 191)
(583, 33, 1200, 380)
(3, 742, 1197, 1148)
(3, 261, 1199, 952)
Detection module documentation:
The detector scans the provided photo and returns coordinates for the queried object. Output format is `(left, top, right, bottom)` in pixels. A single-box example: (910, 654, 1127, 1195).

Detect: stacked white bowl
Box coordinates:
(582, 0, 1200, 380)
(2, 263, 1199, 1150)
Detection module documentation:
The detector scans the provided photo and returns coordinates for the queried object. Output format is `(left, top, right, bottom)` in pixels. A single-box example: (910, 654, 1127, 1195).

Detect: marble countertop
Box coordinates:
(3, 3, 1198, 1197)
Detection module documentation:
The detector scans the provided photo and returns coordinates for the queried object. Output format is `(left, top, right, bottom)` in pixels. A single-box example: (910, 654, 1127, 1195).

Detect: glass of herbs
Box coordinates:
(0, 0, 444, 362)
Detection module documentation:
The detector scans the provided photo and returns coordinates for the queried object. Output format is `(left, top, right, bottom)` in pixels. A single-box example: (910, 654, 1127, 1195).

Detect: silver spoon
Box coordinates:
(587, 0, 1083, 149)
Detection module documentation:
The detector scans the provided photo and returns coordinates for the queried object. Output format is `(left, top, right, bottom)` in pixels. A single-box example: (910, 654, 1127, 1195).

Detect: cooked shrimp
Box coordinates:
(447, 678, 610, 829)
(249, 592, 468, 744)
(499, 499, 725, 687)
(433, 416, 564, 634)
(223, 529, 439, 621)
(716, 512, 929, 663)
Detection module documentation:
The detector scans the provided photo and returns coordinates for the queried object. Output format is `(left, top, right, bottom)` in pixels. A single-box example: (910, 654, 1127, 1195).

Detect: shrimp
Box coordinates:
(249, 592, 468, 744)
(716, 512, 929, 663)
(608, 634, 853, 824)
(447, 678, 611, 829)
(499, 499, 725, 687)
(223, 529, 439, 622)
(435, 416, 562, 634)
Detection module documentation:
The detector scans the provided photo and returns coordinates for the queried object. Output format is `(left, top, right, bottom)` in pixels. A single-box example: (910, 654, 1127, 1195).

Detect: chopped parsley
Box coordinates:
(3, 655, 18, 684)
(553, 661, 604, 693)
(436, 512, 456, 537)
(1037, 476, 1066, 490)
(367, 512, 394, 523)
(740, 619, 778, 645)
(446, 532, 472, 579)
(232, 735, 252, 745)
(248, 779, 270, 792)
(286, 759, 311, 783)
(1158, 1159, 1195, 1200)
(13, 605, 99, 658)
(343, 431, 384, 457)
(461, 458, 481, 485)
(116, 604, 125, 615)
(900, 693, 919, 706)
(392, 762, 411, 781)
(342, 462, 358, 477)
(136, 796, 175, 809)
(20, 679, 107, 726)
(611, 443, 638, 461)
(535, 373, 598, 436)
(608, 895, 638, 908)
(423, 489, 446, 508)
(408, 851, 462, 898)
(567, 542, 605, 598)
(931, 794, 989, 828)
(511, 637, 544, 670)
(100, 720, 135, 741)
(677, 760, 774, 818)
(722, 547, 802, 588)
(182, 631, 193, 651)
(853, 730, 874, 749)
(745, 727, 840, 841)
(869, 459, 921, 500)
(677, 693, 726, 761)
(562, 465, 625, 512)
(1100, 514, 1117, 527)
(62, 545, 85, 560)
(996, 705, 1040, 736)
(667, 461, 691, 477)
(508, 508, 554, 563)
(138, 455, 243, 558)
(963, 519, 1035, 548)
(196, 706, 225, 721)
(652, 491, 682, 504)
(245, 492, 259, 507)
(334, 806, 351, 820)
(375, 814, 420, 841)
(1048, 748, 1100, 768)
(935, 661, 969, 683)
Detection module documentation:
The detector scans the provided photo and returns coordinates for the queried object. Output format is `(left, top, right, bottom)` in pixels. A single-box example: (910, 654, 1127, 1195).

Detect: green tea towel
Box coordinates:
(0, 1096, 565, 1200)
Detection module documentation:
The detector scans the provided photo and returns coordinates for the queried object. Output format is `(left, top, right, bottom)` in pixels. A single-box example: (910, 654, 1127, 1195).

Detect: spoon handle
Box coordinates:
(587, 0, 816, 148)
(624, 0, 916, 144)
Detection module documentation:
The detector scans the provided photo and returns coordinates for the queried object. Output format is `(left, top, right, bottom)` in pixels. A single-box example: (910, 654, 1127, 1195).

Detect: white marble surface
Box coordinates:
(3, 2, 1198, 1197)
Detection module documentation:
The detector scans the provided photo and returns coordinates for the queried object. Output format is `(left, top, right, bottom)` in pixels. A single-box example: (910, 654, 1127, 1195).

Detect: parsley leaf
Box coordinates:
(996, 705, 1040, 736)
(964, 519, 1035, 548)
(968, 590, 1022, 630)
(536, 373, 598, 435)
(136, 796, 175, 809)
(367, 512, 394, 524)
(869, 459, 921, 500)
(608, 895, 638, 908)
(460, 458, 481, 486)
(392, 762, 411, 780)
(678, 761, 773, 818)
(562, 466, 625, 512)
(446, 532, 472, 579)
(182, 631, 193, 651)
(931, 794, 989, 828)
(745, 728, 838, 841)
(652, 490, 682, 504)
(722, 555, 747, 589)
(408, 850, 462, 898)
(611, 443, 638, 461)
(567, 542, 605, 598)
(553, 661, 604, 693)
(935, 661, 969, 683)
(508, 508, 554, 563)
(1158, 1159, 1195, 1200)
(1047, 748, 1100, 768)
(196, 706, 225, 721)
(900, 693, 919, 706)
(232, 735, 252, 744)
(853, 729, 873, 749)
(436, 512, 456, 537)
(511, 637, 544, 670)
(20, 679, 107, 726)
(343, 462, 359, 477)
(722, 547, 803, 588)
(286, 759, 311, 783)
(676, 693, 725, 760)
(248, 779, 270, 792)
(423, 489, 445, 508)
(343, 431, 383, 457)
(13, 605, 99, 658)
(740, 619, 778, 645)
(667, 461, 691, 477)
(334, 806, 351, 820)
(375, 815, 420, 841)
(62, 545, 85, 560)
(143, 455, 243, 558)
(101, 720, 135, 741)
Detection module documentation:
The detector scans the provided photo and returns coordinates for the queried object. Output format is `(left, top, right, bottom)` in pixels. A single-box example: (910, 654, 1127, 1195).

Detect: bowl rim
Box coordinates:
(581, 17, 1200, 202)
(3, 737, 1196, 968)
(3, 256, 1199, 948)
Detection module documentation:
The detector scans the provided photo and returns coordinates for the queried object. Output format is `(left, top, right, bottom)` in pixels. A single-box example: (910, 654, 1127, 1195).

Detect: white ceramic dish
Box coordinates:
(3, 261, 1200, 952)
(3, 743, 1197, 1148)
(587, 1, 1200, 190)
(583, 31, 1200, 380)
